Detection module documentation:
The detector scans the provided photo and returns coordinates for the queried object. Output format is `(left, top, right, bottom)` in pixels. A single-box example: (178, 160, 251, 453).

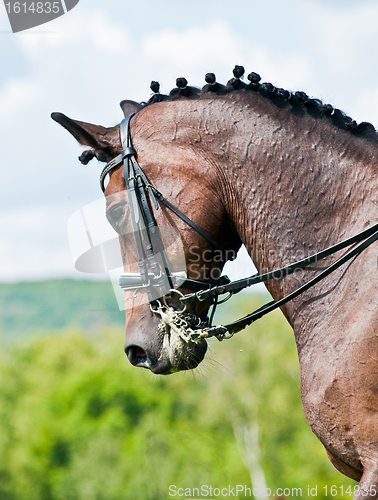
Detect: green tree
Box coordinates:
(0, 292, 357, 499)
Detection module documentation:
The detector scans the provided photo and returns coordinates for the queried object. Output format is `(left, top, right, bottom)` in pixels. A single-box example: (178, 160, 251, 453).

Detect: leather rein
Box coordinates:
(100, 113, 378, 342)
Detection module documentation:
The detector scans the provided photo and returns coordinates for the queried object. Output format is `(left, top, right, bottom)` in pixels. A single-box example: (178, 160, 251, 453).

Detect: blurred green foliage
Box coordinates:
(0, 282, 356, 499)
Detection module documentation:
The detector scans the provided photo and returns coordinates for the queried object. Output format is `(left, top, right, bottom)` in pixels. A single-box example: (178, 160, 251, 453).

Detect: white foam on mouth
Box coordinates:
(153, 308, 209, 373)
(158, 308, 201, 373)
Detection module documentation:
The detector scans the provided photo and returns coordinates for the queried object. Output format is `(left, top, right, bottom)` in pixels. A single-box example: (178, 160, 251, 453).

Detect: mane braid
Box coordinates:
(141, 69, 378, 143)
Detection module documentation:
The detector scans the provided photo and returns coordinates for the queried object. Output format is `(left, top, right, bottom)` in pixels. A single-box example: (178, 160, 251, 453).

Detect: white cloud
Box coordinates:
(315, 2, 378, 74)
(354, 84, 378, 126)
(0, 78, 42, 123)
(0, 205, 75, 281)
(143, 21, 240, 69)
(275, 0, 378, 122)
(0, 238, 74, 281)
(0, 9, 135, 133)
(0, 207, 52, 234)
(142, 20, 313, 93)
(16, 10, 131, 58)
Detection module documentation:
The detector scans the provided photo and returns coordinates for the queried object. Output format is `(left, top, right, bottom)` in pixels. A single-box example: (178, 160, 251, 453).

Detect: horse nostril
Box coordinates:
(125, 345, 150, 368)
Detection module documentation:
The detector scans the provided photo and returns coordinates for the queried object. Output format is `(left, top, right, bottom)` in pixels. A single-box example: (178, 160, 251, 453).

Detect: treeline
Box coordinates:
(0, 279, 124, 338)
(0, 286, 355, 499)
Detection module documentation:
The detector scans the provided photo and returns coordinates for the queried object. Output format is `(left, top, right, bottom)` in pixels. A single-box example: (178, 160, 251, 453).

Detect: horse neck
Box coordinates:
(137, 95, 378, 311)
(186, 93, 378, 316)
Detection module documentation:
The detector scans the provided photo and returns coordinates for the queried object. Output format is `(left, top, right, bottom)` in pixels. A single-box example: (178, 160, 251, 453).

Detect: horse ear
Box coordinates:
(120, 100, 144, 118)
(51, 112, 114, 149)
(51, 112, 120, 164)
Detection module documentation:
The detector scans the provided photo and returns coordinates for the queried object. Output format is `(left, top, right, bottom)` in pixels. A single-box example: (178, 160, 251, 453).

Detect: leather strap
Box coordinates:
(148, 186, 233, 258)
(182, 221, 378, 305)
(201, 224, 378, 338)
(181, 275, 231, 293)
(120, 115, 174, 296)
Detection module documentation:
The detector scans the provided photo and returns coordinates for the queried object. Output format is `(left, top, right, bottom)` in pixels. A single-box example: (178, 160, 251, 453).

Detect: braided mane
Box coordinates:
(140, 65, 377, 143)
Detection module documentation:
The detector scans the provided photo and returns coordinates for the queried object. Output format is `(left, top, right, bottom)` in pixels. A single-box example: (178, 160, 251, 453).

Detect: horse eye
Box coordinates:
(106, 204, 125, 230)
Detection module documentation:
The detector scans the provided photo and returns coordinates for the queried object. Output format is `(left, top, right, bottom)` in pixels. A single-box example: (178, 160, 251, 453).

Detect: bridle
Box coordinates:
(100, 114, 233, 320)
(100, 113, 378, 343)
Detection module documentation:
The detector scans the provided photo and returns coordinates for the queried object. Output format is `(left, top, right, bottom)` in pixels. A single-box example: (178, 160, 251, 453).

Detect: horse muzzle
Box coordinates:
(124, 336, 208, 375)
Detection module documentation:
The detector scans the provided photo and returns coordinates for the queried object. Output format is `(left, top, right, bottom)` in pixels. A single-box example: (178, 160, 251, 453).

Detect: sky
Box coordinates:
(1, 0, 378, 288)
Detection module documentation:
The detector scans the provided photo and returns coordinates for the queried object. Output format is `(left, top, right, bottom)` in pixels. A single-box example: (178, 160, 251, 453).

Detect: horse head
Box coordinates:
(52, 98, 241, 375)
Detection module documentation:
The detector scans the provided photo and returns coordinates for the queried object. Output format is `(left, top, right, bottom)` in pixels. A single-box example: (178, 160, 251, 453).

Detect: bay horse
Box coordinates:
(52, 67, 378, 497)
